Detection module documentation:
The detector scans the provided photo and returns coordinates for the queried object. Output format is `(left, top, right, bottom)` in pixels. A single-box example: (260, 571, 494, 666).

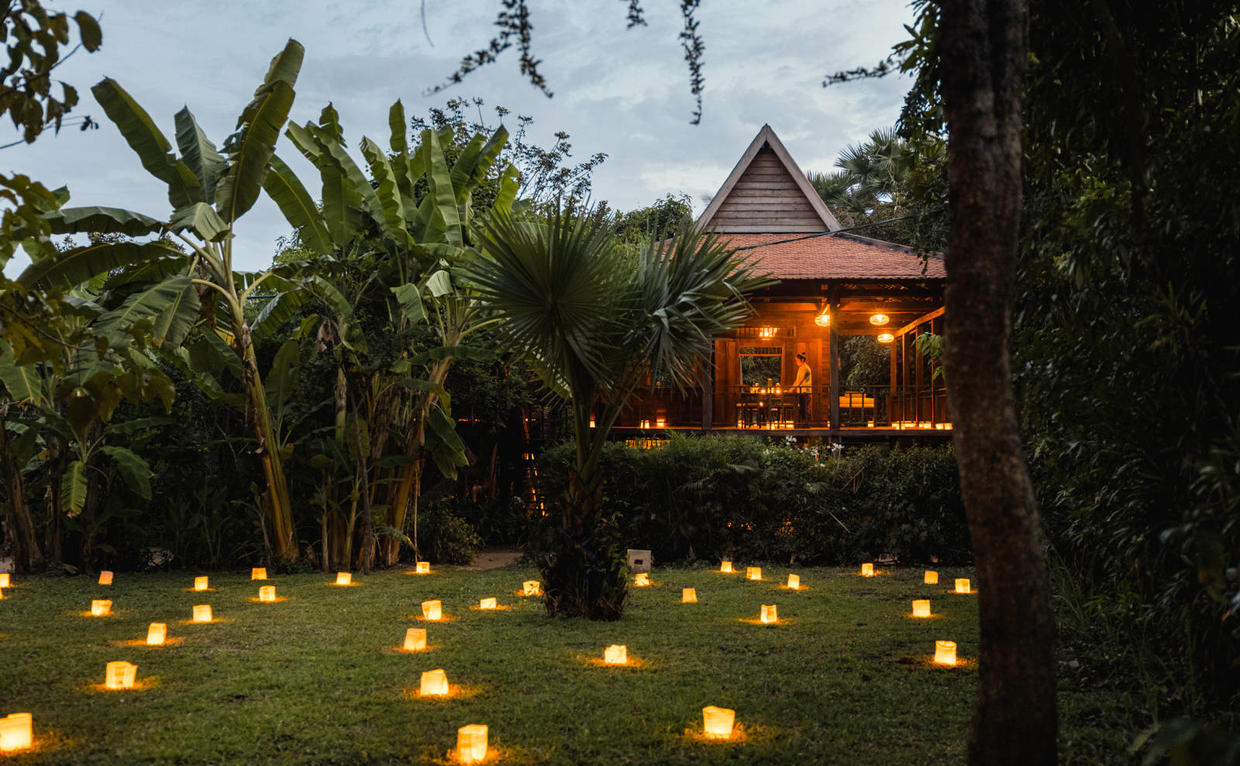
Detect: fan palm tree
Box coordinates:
(472, 208, 771, 619)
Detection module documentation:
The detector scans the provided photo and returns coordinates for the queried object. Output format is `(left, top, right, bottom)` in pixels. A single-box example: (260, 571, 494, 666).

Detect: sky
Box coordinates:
(4, 0, 917, 275)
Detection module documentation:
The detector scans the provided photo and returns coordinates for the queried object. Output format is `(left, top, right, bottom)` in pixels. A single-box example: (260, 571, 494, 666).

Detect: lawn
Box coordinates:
(0, 563, 980, 764)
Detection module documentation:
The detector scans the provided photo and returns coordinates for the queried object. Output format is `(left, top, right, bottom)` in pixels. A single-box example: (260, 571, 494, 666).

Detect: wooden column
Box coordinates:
(828, 288, 840, 439)
(701, 353, 713, 431)
(889, 334, 898, 427)
(915, 322, 925, 424)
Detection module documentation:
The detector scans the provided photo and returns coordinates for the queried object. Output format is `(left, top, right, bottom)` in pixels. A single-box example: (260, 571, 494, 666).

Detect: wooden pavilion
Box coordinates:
(618, 125, 949, 441)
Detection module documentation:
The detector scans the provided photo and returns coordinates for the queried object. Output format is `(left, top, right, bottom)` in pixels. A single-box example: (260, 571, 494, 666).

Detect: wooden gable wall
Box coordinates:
(709, 147, 829, 233)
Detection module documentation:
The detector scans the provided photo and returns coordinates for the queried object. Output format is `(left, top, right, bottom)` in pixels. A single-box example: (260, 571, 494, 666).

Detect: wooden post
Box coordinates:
(889, 334, 898, 428)
(915, 322, 925, 424)
(701, 353, 713, 431)
(828, 288, 840, 439)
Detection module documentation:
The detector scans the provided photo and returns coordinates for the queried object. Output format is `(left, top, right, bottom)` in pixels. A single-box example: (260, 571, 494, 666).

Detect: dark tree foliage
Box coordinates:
(609, 193, 693, 243)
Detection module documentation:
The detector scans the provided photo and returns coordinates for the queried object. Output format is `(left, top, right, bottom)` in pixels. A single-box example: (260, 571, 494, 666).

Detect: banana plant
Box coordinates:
(21, 40, 308, 563)
(264, 100, 515, 565)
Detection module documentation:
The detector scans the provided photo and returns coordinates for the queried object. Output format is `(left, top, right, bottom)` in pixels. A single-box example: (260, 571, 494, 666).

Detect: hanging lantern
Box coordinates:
(869, 313, 890, 326)
(402, 628, 427, 652)
(912, 600, 932, 618)
(746, 567, 762, 581)
(702, 706, 735, 739)
(860, 563, 874, 577)
(720, 560, 733, 573)
(934, 640, 957, 666)
(786, 574, 800, 590)
(146, 622, 167, 646)
(98, 571, 113, 586)
(634, 572, 650, 587)
(0, 573, 9, 587)
(682, 588, 697, 603)
(415, 561, 430, 575)
(924, 570, 938, 585)
(760, 604, 778, 624)
(419, 668, 449, 696)
(456, 724, 488, 764)
(522, 580, 542, 597)
(90, 599, 112, 617)
(335, 572, 352, 586)
(104, 661, 137, 690)
(877, 333, 894, 344)
(422, 600, 443, 621)
(251, 568, 267, 580)
(0, 712, 32, 752)
(193, 576, 209, 591)
(479, 597, 497, 610)
(192, 604, 212, 623)
(814, 311, 831, 327)
(955, 578, 971, 594)
(604, 644, 628, 665)
(259, 586, 276, 603)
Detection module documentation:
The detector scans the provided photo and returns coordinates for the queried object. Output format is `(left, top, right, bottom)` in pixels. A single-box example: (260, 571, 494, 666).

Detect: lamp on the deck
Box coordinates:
(877, 332, 894, 344)
(702, 706, 735, 739)
(814, 310, 831, 327)
(869, 313, 890, 325)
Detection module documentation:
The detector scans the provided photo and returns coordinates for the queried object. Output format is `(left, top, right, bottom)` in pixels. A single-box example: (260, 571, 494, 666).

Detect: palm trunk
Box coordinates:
(0, 403, 42, 571)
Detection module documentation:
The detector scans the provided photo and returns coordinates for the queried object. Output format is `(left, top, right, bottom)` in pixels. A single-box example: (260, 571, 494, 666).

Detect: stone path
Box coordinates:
(459, 547, 523, 571)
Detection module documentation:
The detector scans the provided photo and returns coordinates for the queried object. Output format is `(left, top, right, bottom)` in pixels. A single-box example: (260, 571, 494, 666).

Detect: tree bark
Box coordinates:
(939, 0, 1057, 763)
(0, 402, 42, 571)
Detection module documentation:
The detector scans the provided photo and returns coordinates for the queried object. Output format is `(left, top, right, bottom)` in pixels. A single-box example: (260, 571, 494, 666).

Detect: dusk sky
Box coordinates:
(6, 0, 917, 274)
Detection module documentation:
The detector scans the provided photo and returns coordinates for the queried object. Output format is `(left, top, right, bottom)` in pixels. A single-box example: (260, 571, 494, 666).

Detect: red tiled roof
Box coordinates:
(719, 232, 945, 281)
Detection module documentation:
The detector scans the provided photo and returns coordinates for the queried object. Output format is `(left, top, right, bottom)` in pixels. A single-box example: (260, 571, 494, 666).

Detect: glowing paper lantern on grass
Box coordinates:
(251, 568, 267, 580)
(456, 724, 488, 764)
(419, 668, 449, 696)
(194, 576, 209, 591)
(98, 570, 113, 585)
(422, 600, 442, 621)
(403, 628, 427, 652)
(0, 713, 33, 752)
(924, 570, 938, 585)
(861, 563, 874, 577)
(746, 566, 761, 581)
(786, 574, 800, 590)
(522, 580, 541, 597)
(682, 588, 697, 603)
(934, 640, 957, 666)
(479, 597, 497, 610)
(415, 561, 430, 575)
(0, 573, 9, 587)
(259, 586, 276, 602)
(146, 622, 167, 646)
(192, 604, 212, 623)
(702, 705, 735, 739)
(955, 578, 971, 594)
(759, 604, 778, 624)
(104, 661, 137, 690)
(720, 560, 733, 573)
(335, 572, 352, 586)
(90, 599, 112, 616)
(604, 644, 628, 665)
(634, 572, 650, 587)
(912, 600, 931, 618)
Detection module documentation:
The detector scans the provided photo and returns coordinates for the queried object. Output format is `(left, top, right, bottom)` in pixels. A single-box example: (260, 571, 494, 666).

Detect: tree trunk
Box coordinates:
(939, 1, 1057, 763)
(0, 403, 42, 571)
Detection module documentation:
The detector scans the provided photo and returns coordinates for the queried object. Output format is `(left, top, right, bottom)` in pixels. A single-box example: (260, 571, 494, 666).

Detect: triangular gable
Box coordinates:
(697, 124, 842, 233)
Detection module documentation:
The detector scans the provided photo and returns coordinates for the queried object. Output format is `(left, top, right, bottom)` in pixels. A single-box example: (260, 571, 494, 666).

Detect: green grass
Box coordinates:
(0, 564, 981, 764)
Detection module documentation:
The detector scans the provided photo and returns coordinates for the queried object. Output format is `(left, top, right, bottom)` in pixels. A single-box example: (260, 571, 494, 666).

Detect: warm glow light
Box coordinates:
(682, 587, 697, 603)
(604, 644, 628, 665)
(655, 416, 666, 428)
(877, 333, 894, 344)
(702, 706, 735, 739)
(259, 585, 276, 602)
(416, 561, 430, 575)
(98, 570, 113, 585)
(955, 578, 971, 594)
(419, 668, 449, 696)
(869, 313, 890, 326)
(720, 560, 733, 573)
(335, 572, 352, 586)
(760, 604, 778, 623)
(814, 311, 831, 327)
(403, 628, 427, 652)
(193, 576, 209, 591)
(192, 604, 212, 623)
(746, 566, 762, 581)
(759, 326, 777, 338)
(146, 622, 167, 646)
(861, 563, 874, 577)
(422, 600, 443, 621)
(0, 573, 9, 587)
(251, 568, 267, 580)
(522, 580, 541, 597)
(90, 599, 112, 616)
(479, 597, 497, 610)
(456, 724, 488, 764)
(934, 640, 958, 666)
(912, 600, 932, 618)
(924, 570, 939, 585)
(786, 574, 800, 590)
(634, 572, 650, 587)
(0, 712, 32, 752)
(104, 661, 137, 690)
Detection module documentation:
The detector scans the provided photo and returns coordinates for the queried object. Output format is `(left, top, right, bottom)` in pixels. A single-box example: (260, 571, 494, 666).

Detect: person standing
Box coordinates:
(791, 352, 813, 424)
